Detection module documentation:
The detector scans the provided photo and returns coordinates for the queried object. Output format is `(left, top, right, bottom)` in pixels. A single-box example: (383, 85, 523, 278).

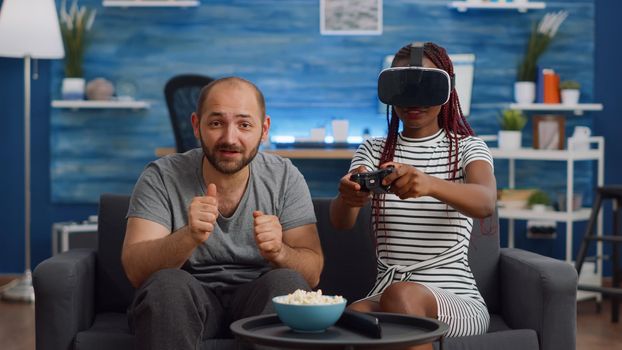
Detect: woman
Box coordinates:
(330, 42, 497, 347)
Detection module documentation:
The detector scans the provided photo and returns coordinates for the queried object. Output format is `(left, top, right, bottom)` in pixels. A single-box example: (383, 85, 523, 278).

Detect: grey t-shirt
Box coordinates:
(127, 148, 317, 291)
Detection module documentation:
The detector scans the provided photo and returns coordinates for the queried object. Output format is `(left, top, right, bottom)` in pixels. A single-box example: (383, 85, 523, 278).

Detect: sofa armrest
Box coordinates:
(33, 249, 96, 350)
(499, 248, 578, 350)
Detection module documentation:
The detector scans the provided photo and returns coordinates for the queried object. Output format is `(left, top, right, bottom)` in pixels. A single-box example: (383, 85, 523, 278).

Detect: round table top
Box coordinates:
(230, 312, 448, 349)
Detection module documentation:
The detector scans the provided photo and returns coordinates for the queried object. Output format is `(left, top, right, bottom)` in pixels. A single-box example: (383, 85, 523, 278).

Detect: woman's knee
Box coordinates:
(347, 300, 380, 313)
(379, 282, 437, 318)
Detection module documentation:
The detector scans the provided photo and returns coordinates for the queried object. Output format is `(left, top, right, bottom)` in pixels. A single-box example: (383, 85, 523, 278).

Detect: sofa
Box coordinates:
(34, 194, 577, 350)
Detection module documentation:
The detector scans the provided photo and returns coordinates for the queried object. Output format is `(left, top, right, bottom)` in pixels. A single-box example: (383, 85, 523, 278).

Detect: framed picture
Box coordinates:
(533, 115, 566, 150)
(320, 0, 382, 35)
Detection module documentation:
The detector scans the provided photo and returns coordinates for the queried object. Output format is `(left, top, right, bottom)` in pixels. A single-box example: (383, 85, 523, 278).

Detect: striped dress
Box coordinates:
(350, 129, 494, 337)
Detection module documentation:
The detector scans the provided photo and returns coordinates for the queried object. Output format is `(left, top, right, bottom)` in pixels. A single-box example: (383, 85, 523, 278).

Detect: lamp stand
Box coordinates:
(3, 56, 35, 303)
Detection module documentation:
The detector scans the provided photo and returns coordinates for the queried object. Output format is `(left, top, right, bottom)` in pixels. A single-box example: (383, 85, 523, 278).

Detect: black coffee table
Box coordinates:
(230, 312, 449, 349)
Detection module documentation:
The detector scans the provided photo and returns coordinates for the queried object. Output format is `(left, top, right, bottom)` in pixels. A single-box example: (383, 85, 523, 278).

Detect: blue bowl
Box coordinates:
(272, 295, 347, 333)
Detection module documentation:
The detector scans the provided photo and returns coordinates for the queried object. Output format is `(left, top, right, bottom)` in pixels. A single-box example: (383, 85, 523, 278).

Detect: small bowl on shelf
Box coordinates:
(272, 291, 346, 333)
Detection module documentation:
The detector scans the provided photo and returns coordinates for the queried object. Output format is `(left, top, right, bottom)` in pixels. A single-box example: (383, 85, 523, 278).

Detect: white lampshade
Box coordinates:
(0, 0, 64, 59)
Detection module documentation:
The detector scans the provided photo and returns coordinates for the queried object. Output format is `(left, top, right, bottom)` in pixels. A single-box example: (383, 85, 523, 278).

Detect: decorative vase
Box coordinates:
(561, 89, 580, 105)
(531, 204, 548, 212)
(514, 81, 536, 104)
(498, 130, 522, 150)
(331, 119, 349, 143)
(86, 78, 115, 101)
(61, 77, 85, 100)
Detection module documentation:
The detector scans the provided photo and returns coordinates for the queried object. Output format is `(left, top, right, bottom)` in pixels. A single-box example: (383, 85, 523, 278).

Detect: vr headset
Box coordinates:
(378, 42, 454, 107)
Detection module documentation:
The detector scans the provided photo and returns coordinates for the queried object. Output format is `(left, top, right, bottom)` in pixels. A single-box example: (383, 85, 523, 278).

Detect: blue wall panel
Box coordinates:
(3, 0, 618, 273)
(50, 0, 596, 202)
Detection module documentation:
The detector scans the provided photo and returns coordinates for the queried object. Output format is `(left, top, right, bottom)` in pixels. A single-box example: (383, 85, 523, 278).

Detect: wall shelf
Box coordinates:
(490, 147, 602, 161)
(103, 0, 199, 8)
(448, 1, 546, 13)
(499, 207, 592, 222)
(51, 100, 150, 109)
(508, 103, 603, 116)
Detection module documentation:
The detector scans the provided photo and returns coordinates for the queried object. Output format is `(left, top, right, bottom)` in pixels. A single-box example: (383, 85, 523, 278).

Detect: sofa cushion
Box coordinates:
(75, 313, 238, 350)
(96, 194, 134, 313)
(440, 329, 539, 350)
(468, 213, 501, 314)
(75, 313, 134, 350)
(314, 197, 376, 303)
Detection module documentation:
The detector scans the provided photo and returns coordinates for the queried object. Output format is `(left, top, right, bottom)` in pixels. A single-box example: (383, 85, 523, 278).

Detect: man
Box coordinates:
(122, 77, 323, 349)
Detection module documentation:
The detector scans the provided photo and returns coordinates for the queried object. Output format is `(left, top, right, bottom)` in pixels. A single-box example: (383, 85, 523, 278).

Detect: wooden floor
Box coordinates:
(1, 277, 621, 350)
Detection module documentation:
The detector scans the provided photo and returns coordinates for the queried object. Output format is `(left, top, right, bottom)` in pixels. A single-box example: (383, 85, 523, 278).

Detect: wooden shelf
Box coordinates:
(51, 100, 150, 110)
(508, 103, 603, 116)
(155, 147, 355, 159)
(103, 0, 199, 7)
(448, 1, 546, 13)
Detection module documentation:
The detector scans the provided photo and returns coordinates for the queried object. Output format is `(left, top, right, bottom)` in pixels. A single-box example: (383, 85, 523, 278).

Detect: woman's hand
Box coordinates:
(337, 165, 372, 208)
(381, 162, 436, 200)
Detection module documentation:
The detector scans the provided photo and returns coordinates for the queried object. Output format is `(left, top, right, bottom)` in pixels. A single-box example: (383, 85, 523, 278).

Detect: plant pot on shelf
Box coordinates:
(61, 77, 85, 100)
(561, 89, 580, 105)
(514, 81, 535, 104)
(531, 204, 548, 212)
(498, 130, 522, 150)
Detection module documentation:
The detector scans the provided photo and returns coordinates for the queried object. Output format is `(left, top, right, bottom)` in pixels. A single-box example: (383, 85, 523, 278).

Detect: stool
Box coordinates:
(575, 186, 622, 322)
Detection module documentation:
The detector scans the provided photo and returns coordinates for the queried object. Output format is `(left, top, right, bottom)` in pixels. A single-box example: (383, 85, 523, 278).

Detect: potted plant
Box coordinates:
(498, 109, 527, 150)
(528, 190, 551, 212)
(59, 0, 96, 100)
(515, 11, 568, 104)
(559, 80, 581, 105)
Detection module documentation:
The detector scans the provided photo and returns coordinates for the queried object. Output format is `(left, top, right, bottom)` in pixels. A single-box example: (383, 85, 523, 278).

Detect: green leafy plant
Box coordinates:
(499, 109, 527, 131)
(560, 80, 580, 90)
(59, 0, 97, 78)
(517, 11, 568, 82)
(528, 190, 551, 207)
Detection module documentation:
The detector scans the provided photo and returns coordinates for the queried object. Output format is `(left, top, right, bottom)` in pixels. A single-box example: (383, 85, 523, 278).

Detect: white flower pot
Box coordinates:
(561, 89, 580, 105)
(514, 81, 535, 104)
(498, 130, 522, 150)
(62, 78, 85, 100)
(531, 204, 548, 212)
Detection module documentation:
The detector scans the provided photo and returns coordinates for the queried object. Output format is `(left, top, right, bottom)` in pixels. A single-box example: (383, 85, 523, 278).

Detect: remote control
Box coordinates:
(336, 310, 382, 338)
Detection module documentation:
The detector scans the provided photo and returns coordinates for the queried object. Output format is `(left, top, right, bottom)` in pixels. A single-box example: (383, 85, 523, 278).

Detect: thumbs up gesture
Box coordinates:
(187, 183, 219, 244)
(253, 211, 284, 262)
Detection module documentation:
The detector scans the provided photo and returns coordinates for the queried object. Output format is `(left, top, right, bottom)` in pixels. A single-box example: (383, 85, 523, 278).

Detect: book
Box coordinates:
(536, 66, 544, 103)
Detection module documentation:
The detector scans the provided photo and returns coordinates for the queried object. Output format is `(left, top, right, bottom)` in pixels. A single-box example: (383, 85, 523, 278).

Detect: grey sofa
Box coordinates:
(34, 194, 577, 350)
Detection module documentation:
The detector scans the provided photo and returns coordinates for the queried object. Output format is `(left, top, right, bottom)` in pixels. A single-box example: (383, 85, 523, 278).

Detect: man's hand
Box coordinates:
(253, 211, 284, 262)
(187, 183, 219, 244)
(381, 162, 436, 200)
(337, 165, 372, 208)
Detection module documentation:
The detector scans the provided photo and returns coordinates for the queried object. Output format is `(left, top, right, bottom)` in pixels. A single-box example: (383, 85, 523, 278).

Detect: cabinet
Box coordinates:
(509, 103, 603, 116)
(491, 136, 604, 300)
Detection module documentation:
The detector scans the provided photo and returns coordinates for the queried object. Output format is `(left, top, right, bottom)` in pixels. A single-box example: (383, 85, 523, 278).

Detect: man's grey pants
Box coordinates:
(128, 268, 310, 350)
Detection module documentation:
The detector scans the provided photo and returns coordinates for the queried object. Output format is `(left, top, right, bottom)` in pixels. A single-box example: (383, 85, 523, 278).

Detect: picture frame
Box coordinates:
(533, 115, 566, 150)
(320, 0, 382, 35)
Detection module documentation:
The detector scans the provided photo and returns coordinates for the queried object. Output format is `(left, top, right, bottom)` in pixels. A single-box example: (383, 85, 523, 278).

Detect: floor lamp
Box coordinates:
(0, 0, 64, 302)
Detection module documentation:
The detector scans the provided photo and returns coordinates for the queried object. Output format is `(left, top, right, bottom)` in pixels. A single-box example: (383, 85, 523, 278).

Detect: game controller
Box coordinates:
(349, 167, 395, 194)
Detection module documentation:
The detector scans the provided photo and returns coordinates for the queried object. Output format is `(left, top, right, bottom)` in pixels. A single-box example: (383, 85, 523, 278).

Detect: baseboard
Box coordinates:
(602, 277, 612, 288)
(0, 275, 21, 293)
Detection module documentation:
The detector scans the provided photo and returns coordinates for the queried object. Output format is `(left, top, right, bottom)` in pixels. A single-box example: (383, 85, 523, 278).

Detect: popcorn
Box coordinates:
(278, 289, 345, 305)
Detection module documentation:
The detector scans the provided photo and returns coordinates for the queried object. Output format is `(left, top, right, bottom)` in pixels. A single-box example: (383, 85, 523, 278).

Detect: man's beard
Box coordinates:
(199, 132, 261, 175)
